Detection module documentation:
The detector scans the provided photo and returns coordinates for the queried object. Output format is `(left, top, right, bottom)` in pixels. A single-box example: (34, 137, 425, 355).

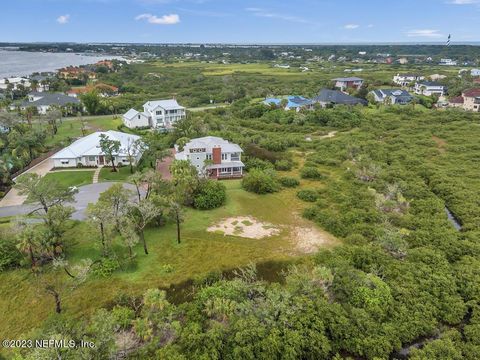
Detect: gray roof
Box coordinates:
(21, 93, 80, 107)
(143, 99, 185, 111)
(373, 89, 412, 97)
(314, 89, 367, 106)
(333, 77, 364, 82)
(123, 109, 149, 120)
(418, 81, 444, 87)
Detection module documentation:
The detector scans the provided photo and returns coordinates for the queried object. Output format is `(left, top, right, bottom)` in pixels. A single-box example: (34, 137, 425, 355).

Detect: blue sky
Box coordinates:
(2, 0, 480, 43)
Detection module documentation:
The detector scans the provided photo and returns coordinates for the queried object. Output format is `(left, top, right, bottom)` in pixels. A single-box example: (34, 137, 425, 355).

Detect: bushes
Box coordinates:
(92, 257, 121, 278)
(297, 189, 319, 202)
(244, 157, 275, 171)
(0, 232, 21, 271)
(193, 180, 227, 210)
(300, 167, 324, 180)
(279, 176, 300, 188)
(242, 169, 279, 194)
(274, 159, 294, 171)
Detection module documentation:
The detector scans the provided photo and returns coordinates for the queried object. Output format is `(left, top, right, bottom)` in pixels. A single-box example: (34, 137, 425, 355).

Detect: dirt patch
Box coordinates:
(156, 149, 175, 180)
(291, 226, 334, 254)
(432, 135, 446, 153)
(207, 216, 280, 239)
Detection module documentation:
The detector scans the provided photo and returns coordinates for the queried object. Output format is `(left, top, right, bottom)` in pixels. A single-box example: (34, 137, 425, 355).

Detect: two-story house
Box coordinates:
(174, 136, 244, 179)
(414, 81, 446, 96)
(448, 88, 480, 112)
(393, 73, 425, 87)
(143, 99, 186, 129)
(123, 99, 186, 129)
(332, 77, 364, 91)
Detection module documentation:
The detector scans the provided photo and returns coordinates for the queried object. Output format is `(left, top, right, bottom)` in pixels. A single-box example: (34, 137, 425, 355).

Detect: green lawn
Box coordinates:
(43, 116, 123, 147)
(98, 166, 133, 182)
(0, 177, 339, 342)
(42, 170, 94, 188)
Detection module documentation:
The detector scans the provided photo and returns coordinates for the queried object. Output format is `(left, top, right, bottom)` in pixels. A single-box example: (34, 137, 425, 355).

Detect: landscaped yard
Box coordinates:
(0, 177, 339, 341)
(41, 170, 94, 188)
(98, 166, 133, 182)
(43, 115, 123, 147)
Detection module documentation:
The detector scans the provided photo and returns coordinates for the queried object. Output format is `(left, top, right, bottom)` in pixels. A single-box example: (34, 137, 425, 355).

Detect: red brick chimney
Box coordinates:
(212, 147, 221, 164)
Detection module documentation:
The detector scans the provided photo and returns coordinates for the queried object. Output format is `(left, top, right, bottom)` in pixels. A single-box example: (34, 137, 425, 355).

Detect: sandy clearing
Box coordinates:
(207, 216, 280, 239)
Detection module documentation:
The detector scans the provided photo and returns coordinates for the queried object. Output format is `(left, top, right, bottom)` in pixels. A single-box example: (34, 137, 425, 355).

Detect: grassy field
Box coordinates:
(43, 116, 122, 147)
(43, 170, 94, 188)
(99, 166, 133, 182)
(0, 173, 339, 342)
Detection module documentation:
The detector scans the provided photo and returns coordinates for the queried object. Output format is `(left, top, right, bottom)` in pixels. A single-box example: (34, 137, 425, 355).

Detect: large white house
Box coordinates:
(174, 136, 244, 179)
(414, 81, 446, 96)
(52, 131, 144, 168)
(393, 73, 425, 87)
(123, 99, 186, 129)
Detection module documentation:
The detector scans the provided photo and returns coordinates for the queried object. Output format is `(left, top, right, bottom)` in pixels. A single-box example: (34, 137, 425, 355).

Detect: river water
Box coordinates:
(0, 50, 125, 78)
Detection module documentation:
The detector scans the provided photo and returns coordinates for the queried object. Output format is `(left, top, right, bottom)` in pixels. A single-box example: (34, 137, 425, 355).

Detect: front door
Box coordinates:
(98, 155, 105, 165)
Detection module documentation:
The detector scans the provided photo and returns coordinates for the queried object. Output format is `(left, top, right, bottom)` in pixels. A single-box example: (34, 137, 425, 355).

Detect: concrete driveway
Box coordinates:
(0, 158, 54, 208)
(0, 182, 139, 220)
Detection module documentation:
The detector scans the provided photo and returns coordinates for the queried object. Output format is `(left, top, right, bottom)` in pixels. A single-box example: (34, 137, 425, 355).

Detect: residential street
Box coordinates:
(0, 182, 139, 220)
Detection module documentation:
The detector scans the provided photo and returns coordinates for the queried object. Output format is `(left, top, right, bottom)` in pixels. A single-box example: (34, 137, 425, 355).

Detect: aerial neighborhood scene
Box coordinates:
(2, 0, 480, 359)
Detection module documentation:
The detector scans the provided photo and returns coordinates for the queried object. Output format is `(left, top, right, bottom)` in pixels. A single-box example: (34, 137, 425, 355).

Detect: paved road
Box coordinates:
(0, 158, 55, 207)
(0, 182, 139, 220)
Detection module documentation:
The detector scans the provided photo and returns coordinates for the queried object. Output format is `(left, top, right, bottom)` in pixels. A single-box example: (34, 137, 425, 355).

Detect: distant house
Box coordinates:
(439, 59, 457, 66)
(370, 89, 414, 105)
(448, 88, 480, 112)
(175, 136, 244, 179)
(414, 81, 446, 96)
(11, 92, 81, 114)
(263, 96, 314, 112)
(0, 77, 30, 91)
(123, 99, 186, 130)
(313, 89, 367, 107)
(471, 69, 480, 77)
(332, 77, 364, 91)
(393, 73, 425, 87)
(51, 131, 143, 168)
(58, 66, 96, 80)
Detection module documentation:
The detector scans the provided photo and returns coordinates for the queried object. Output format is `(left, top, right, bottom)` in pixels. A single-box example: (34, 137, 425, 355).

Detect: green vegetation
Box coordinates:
(2, 57, 480, 359)
(43, 170, 93, 188)
(98, 166, 132, 182)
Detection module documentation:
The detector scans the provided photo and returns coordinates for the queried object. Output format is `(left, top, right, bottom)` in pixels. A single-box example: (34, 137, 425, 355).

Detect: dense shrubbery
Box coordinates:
(300, 166, 324, 180)
(274, 159, 294, 171)
(193, 180, 227, 210)
(0, 231, 21, 271)
(242, 169, 279, 194)
(297, 189, 319, 202)
(278, 176, 300, 188)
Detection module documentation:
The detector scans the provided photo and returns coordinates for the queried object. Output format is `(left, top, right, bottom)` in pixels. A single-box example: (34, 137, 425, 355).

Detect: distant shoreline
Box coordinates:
(0, 50, 125, 78)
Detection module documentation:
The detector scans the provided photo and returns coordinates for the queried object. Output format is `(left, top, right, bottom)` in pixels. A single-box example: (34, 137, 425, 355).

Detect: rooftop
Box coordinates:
(144, 99, 185, 111)
(314, 89, 367, 106)
(52, 130, 142, 159)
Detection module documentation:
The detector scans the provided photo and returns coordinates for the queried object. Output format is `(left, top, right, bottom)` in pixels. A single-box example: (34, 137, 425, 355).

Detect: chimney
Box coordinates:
(212, 147, 221, 165)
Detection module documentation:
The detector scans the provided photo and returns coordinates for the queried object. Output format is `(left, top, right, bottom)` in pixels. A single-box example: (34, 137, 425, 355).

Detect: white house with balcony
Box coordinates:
(51, 131, 144, 168)
(393, 73, 425, 87)
(123, 99, 186, 129)
(174, 136, 244, 179)
(414, 81, 446, 96)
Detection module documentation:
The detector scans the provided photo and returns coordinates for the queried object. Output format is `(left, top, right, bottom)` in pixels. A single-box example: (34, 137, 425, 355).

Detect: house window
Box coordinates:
(88, 156, 95, 161)
(206, 154, 212, 160)
(231, 153, 240, 161)
(221, 167, 231, 174)
(156, 110, 162, 115)
(221, 153, 227, 160)
(61, 160, 69, 164)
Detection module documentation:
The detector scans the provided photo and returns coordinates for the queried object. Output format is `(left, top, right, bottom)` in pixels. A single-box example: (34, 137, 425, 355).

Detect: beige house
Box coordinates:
(448, 89, 480, 112)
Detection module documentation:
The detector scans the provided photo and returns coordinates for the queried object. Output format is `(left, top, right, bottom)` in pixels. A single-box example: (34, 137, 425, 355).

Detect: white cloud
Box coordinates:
(245, 8, 314, 24)
(57, 14, 70, 24)
(135, 13, 180, 25)
(447, 0, 480, 4)
(406, 29, 443, 38)
(344, 24, 359, 29)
